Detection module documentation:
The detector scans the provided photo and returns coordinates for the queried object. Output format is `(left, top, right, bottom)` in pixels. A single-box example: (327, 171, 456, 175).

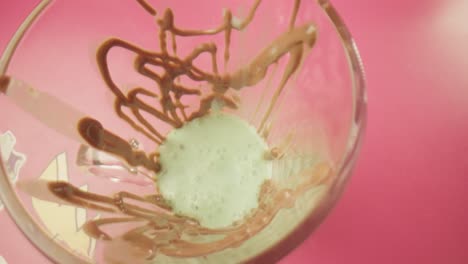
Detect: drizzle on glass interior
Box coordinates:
(2, 0, 333, 261)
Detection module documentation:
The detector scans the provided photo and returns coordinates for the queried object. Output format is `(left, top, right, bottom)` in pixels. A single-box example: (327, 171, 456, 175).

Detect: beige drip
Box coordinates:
(27, 0, 327, 261)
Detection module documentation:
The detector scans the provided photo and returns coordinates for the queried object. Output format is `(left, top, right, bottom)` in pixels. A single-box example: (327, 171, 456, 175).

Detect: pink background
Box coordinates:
(1, 0, 468, 263)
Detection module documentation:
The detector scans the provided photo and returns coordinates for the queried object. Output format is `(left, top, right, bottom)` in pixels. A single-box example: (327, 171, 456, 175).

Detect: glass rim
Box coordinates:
(0, 0, 367, 263)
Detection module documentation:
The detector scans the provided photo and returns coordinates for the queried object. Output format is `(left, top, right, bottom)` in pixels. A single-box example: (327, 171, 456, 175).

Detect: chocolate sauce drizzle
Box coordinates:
(86, 0, 316, 168)
(78, 118, 160, 172)
(46, 163, 330, 259)
(0, 75, 10, 94)
(32, 0, 325, 261)
(136, 0, 157, 16)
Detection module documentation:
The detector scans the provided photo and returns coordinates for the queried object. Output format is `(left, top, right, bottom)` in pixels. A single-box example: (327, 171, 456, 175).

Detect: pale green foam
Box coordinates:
(157, 112, 272, 228)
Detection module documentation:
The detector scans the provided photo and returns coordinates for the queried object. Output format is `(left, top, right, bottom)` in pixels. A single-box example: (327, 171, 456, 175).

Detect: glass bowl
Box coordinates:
(0, 0, 366, 263)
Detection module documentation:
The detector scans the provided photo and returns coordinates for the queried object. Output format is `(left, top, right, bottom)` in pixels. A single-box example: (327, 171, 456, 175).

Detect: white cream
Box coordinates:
(157, 112, 272, 228)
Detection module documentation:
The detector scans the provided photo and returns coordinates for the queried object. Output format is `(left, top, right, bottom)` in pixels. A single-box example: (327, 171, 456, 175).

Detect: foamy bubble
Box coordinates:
(157, 113, 273, 228)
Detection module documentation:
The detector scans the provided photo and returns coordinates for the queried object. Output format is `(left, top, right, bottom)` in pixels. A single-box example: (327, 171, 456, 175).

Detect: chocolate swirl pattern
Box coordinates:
(14, 0, 331, 262)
